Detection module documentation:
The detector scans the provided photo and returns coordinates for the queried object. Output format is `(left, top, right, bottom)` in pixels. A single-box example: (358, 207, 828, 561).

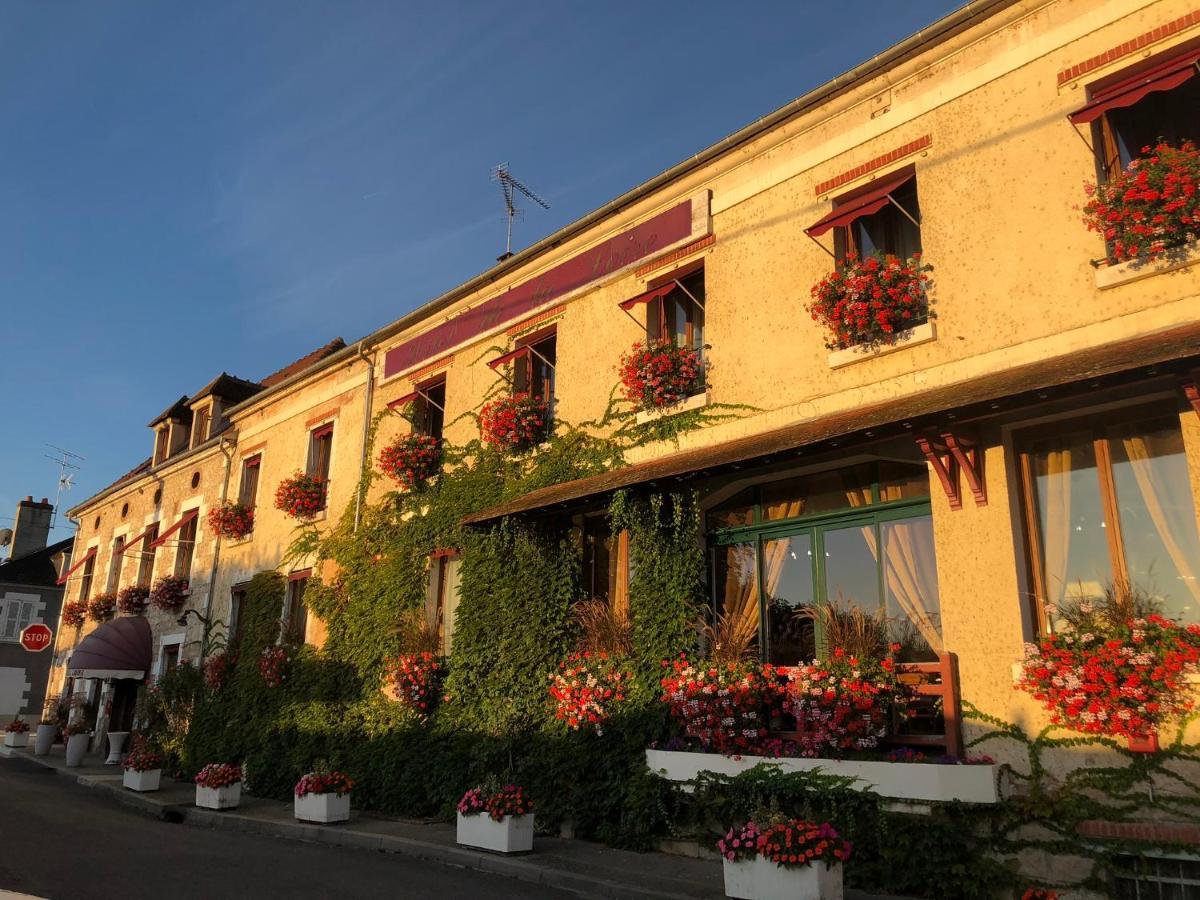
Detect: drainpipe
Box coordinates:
(199, 435, 235, 659)
(354, 341, 375, 531)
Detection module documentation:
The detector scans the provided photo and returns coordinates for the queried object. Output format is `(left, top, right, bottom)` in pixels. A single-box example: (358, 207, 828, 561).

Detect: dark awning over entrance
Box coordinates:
(67, 615, 152, 680)
(462, 322, 1200, 525)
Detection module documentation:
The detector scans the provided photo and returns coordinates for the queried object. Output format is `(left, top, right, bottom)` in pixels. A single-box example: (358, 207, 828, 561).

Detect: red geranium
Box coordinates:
(618, 341, 704, 410)
(1083, 140, 1200, 264)
(149, 575, 189, 613)
(62, 600, 87, 629)
(274, 472, 326, 520)
(378, 435, 442, 489)
(757, 819, 853, 868)
(259, 645, 289, 688)
(478, 393, 548, 453)
(194, 763, 241, 789)
(295, 767, 354, 797)
(207, 502, 254, 540)
(87, 592, 117, 623)
(549, 651, 630, 734)
(204, 650, 236, 692)
(458, 785, 533, 822)
(660, 655, 784, 755)
(390, 652, 445, 716)
(809, 251, 933, 351)
(5, 719, 29, 734)
(117, 585, 150, 616)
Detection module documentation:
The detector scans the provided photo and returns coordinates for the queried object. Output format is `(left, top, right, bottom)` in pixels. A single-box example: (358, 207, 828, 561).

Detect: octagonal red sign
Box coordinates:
(19, 623, 52, 652)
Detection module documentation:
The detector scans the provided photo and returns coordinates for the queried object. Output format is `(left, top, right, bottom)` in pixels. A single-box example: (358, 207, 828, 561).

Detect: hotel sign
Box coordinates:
(384, 198, 699, 379)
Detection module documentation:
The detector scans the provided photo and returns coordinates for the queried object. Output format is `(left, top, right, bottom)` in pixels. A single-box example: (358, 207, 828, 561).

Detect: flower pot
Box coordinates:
(722, 858, 756, 899)
(1128, 733, 1160, 754)
(4, 732, 28, 749)
(195, 783, 241, 810)
(65, 733, 90, 767)
(105, 731, 129, 765)
(123, 768, 162, 792)
(294, 792, 350, 824)
(742, 857, 842, 900)
(34, 724, 55, 756)
(456, 812, 534, 854)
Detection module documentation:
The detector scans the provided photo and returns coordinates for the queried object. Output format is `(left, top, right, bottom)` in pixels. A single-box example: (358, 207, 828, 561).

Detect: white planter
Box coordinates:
(65, 733, 90, 767)
(746, 857, 841, 900)
(123, 768, 162, 792)
(723, 858, 756, 898)
(105, 731, 130, 765)
(34, 724, 55, 756)
(456, 812, 534, 853)
(4, 732, 28, 749)
(294, 791, 350, 823)
(195, 783, 241, 810)
(645, 749, 1000, 805)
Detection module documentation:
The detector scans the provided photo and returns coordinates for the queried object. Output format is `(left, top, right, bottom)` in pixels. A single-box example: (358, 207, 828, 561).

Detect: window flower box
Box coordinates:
(378, 434, 442, 490)
(456, 785, 534, 853)
(1094, 238, 1200, 289)
(87, 592, 117, 623)
(718, 818, 848, 899)
(274, 472, 326, 521)
(808, 252, 933, 354)
(149, 575, 190, 613)
(207, 502, 254, 540)
(826, 321, 936, 368)
(645, 749, 1000, 805)
(294, 768, 354, 823)
(123, 768, 162, 792)
(619, 341, 706, 413)
(479, 394, 549, 454)
(116, 585, 150, 616)
(635, 390, 710, 425)
(727, 857, 843, 900)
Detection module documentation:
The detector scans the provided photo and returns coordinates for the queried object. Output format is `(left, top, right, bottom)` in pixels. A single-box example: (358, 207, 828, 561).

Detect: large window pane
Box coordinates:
(762, 464, 874, 521)
(822, 525, 882, 611)
(708, 488, 755, 530)
(882, 517, 942, 662)
(878, 461, 931, 502)
(714, 543, 759, 654)
(763, 536, 815, 664)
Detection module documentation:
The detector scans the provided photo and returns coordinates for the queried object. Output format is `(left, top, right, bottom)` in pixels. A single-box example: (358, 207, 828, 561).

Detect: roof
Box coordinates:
(463, 322, 1200, 524)
(0, 537, 73, 588)
(147, 396, 192, 428)
(259, 338, 346, 387)
(190, 372, 262, 406)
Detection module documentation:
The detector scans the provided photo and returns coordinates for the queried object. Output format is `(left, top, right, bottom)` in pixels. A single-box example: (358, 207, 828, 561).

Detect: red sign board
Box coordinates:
(383, 200, 694, 379)
(19, 623, 52, 652)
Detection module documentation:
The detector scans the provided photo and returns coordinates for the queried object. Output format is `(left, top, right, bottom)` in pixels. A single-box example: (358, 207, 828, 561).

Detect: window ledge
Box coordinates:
(227, 533, 254, 547)
(827, 321, 936, 369)
(635, 391, 711, 425)
(1094, 240, 1200, 290)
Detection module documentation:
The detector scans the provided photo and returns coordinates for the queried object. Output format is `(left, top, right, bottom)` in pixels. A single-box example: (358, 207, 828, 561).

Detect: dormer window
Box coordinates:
(153, 427, 170, 466)
(191, 405, 211, 448)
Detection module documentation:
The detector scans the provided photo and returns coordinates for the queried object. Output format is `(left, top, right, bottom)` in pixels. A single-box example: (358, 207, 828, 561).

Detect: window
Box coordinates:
(106, 536, 125, 593)
(708, 461, 941, 664)
(238, 455, 261, 511)
(1, 597, 35, 641)
(426, 552, 461, 656)
(160, 642, 180, 676)
(173, 512, 198, 581)
(1017, 411, 1200, 628)
(307, 424, 333, 511)
(512, 329, 557, 410)
(833, 174, 921, 263)
(413, 378, 446, 441)
(153, 428, 170, 466)
(580, 515, 630, 610)
(1113, 853, 1200, 899)
(229, 584, 249, 646)
(137, 524, 159, 587)
(282, 574, 309, 645)
(79, 554, 96, 602)
(191, 406, 210, 448)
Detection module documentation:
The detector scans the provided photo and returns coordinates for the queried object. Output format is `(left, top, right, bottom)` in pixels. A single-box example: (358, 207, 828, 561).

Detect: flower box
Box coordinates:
(294, 791, 350, 824)
(455, 812, 534, 853)
(34, 724, 56, 756)
(826, 321, 936, 369)
(645, 749, 1000, 805)
(196, 783, 241, 810)
(635, 390, 710, 425)
(1094, 238, 1200, 290)
(723, 859, 756, 898)
(123, 768, 162, 792)
(3, 732, 27, 749)
(723, 857, 842, 900)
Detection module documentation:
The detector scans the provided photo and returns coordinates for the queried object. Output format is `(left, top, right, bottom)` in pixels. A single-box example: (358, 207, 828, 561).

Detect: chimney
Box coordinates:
(10, 496, 53, 561)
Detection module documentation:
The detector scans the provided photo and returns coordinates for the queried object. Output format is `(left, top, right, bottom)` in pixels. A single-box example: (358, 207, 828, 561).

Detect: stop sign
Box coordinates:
(19, 623, 52, 652)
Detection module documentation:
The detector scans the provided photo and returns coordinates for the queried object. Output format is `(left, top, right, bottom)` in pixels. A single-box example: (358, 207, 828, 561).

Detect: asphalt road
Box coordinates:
(0, 756, 570, 900)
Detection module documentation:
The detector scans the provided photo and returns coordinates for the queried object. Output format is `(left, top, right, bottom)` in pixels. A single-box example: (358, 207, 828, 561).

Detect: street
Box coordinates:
(0, 757, 569, 899)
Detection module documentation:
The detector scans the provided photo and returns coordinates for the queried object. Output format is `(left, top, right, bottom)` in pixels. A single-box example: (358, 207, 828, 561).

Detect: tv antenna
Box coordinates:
(45, 443, 84, 531)
(491, 163, 549, 262)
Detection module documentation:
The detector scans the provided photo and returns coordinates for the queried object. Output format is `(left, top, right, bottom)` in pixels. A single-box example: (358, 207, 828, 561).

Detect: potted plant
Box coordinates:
(274, 472, 325, 520)
(194, 762, 242, 809)
(150, 574, 190, 613)
(549, 650, 630, 735)
(478, 394, 549, 453)
(618, 340, 705, 411)
(116, 584, 150, 616)
(64, 722, 90, 767)
(4, 718, 29, 749)
(378, 434, 442, 489)
(293, 765, 354, 823)
(456, 784, 534, 853)
(808, 251, 933, 352)
(735, 818, 852, 900)
(61, 600, 87, 629)
(207, 501, 254, 540)
(122, 741, 164, 792)
(86, 591, 117, 623)
(35, 696, 71, 756)
(390, 651, 446, 717)
(717, 820, 762, 898)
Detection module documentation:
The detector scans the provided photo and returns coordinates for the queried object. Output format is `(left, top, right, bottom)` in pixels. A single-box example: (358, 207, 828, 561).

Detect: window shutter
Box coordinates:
(1, 603, 19, 639)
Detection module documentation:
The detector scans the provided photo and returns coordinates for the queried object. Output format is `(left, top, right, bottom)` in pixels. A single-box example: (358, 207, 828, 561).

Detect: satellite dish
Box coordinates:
(0, 529, 12, 548)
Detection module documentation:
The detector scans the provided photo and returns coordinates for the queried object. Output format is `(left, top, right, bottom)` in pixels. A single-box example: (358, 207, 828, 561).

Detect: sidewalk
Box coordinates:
(4, 745, 906, 900)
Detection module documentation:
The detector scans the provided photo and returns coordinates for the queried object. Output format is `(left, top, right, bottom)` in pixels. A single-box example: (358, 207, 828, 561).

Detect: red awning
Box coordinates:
(1069, 49, 1200, 125)
(121, 525, 155, 551)
(805, 170, 915, 237)
(311, 423, 334, 440)
(148, 508, 198, 549)
(55, 546, 96, 585)
(387, 390, 419, 409)
(487, 346, 531, 371)
(618, 282, 676, 312)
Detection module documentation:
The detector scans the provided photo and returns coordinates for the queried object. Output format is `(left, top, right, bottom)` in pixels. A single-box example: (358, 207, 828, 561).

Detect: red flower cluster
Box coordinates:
(757, 820, 853, 868)
(1022, 890, 1059, 900)
(618, 341, 704, 410)
(123, 744, 164, 773)
(783, 647, 904, 757)
(549, 651, 630, 734)
(809, 252, 932, 351)
(458, 785, 533, 822)
(117, 585, 150, 616)
(716, 820, 762, 862)
(659, 655, 783, 755)
(61, 600, 87, 629)
(204, 650, 236, 692)
(259, 645, 290, 688)
(1017, 613, 1200, 741)
(274, 472, 326, 520)
(150, 575, 190, 613)
(207, 502, 254, 540)
(390, 652, 445, 716)
(5, 718, 29, 734)
(478, 393, 548, 453)
(1083, 140, 1200, 264)
(378, 434, 442, 489)
(295, 768, 355, 797)
(194, 762, 242, 788)
(87, 592, 117, 623)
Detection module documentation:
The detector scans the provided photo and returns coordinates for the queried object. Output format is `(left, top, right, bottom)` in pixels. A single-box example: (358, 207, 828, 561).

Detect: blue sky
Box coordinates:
(0, 1, 962, 541)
